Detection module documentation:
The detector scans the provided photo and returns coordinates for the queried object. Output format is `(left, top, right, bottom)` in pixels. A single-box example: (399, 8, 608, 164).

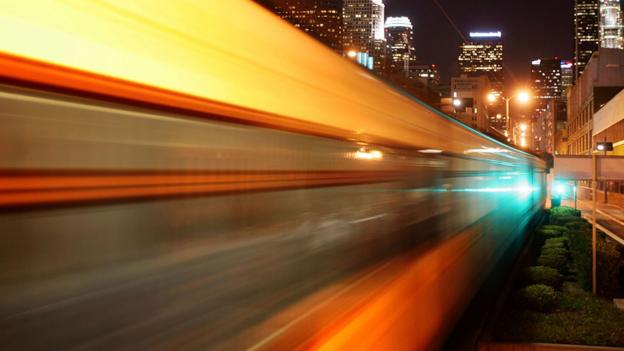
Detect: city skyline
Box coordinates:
(384, 0, 580, 85)
(261, 0, 624, 86)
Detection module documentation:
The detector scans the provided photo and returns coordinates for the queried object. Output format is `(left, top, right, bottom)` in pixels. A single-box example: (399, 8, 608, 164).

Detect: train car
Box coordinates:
(0, 1, 546, 350)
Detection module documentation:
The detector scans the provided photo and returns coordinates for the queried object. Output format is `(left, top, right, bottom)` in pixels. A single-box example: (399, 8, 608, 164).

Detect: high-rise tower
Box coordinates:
(458, 31, 504, 95)
(271, 0, 343, 54)
(385, 16, 414, 77)
(600, 0, 623, 49)
(575, 0, 600, 78)
(343, 0, 386, 74)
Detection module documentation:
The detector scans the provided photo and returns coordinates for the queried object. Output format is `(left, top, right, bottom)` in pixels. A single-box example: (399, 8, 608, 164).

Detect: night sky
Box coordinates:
(385, 0, 576, 88)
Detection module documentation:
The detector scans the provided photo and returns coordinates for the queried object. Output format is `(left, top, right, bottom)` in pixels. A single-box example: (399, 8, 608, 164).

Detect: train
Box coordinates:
(0, 1, 547, 350)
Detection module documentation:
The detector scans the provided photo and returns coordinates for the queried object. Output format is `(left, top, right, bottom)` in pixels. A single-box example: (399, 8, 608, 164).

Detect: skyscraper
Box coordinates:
(271, 0, 343, 53)
(458, 31, 504, 95)
(560, 60, 574, 96)
(343, 0, 386, 74)
(385, 16, 414, 77)
(531, 58, 563, 105)
(530, 58, 568, 153)
(574, 0, 600, 78)
(600, 0, 623, 49)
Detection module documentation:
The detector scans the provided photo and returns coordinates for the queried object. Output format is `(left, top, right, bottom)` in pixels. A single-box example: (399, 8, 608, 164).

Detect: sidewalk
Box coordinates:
(562, 199, 624, 245)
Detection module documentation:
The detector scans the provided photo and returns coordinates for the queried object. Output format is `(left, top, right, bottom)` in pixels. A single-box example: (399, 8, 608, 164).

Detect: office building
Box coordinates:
(593, 88, 624, 155)
(532, 100, 567, 153)
(343, 0, 386, 74)
(600, 0, 623, 49)
(593, 87, 624, 197)
(385, 16, 414, 77)
(450, 74, 492, 132)
(561, 60, 575, 96)
(411, 64, 441, 87)
(531, 58, 563, 106)
(458, 31, 504, 95)
(568, 48, 624, 155)
(270, 0, 343, 53)
(575, 0, 600, 78)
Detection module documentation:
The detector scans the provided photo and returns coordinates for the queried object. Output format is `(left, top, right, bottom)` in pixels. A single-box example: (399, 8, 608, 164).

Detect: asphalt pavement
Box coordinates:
(562, 199, 624, 245)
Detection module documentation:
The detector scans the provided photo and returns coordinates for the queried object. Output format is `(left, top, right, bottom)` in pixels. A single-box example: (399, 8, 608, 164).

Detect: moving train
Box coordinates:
(0, 1, 546, 350)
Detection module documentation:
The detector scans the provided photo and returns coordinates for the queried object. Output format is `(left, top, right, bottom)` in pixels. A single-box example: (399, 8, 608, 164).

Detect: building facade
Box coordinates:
(594, 87, 624, 155)
(343, 0, 386, 74)
(567, 48, 624, 155)
(271, 0, 343, 53)
(561, 60, 575, 97)
(385, 16, 414, 77)
(411, 64, 440, 87)
(575, 0, 601, 79)
(450, 74, 492, 132)
(458, 31, 504, 95)
(600, 0, 623, 49)
(532, 100, 567, 153)
(531, 58, 564, 105)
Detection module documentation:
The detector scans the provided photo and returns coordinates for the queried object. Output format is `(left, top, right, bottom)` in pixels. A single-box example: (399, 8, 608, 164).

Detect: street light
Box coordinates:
(487, 90, 531, 137)
(453, 98, 462, 107)
(520, 123, 528, 132)
(517, 91, 530, 104)
(487, 92, 498, 103)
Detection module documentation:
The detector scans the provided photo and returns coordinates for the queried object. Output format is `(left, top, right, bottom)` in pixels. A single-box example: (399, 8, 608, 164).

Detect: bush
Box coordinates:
(497, 281, 624, 346)
(537, 252, 568, 273)
(543, 242, 565, 250)
(551, 215, 586, 226)
(596, 236, 624, 298)
(526, 266, 564, 290)
(538, 229, 562, 239)
(516, 284, 558, 312)
(565, 221, 591, 233)
(541, 247, 570, 258)
(568, 230, 592, 291)
(550, 206, 581, 218)
(540, 225, 570, 236)
(544, 237, 570, 249)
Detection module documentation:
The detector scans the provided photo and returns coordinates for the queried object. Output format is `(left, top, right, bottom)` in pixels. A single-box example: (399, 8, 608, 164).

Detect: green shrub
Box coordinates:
(596, 235, 624, 298)
(565, 221, 591, 233)
(541, 247, 570, 258)
(551, 215, 586, 226)
(550, 206, 581, 217)
(545, 237, 570, 248)
(568, 230, 592, 291)
(526, 266, 564, 290)
(543, 242, 565, 250)
(516, 284, 558, 312)
(538, 229, 562, 239)
(497, 282, 624, 346)
(540, 225, 570, 236)
(537, 252, 568, 273)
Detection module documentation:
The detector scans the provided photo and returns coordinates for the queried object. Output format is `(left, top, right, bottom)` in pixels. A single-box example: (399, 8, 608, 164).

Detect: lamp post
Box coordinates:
(591, 141, 613, 294)
(488, 90, 531, 142)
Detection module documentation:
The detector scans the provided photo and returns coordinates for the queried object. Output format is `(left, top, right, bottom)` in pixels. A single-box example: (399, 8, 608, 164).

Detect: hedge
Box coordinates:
(550, 206, 581, 217)
(538, 229, 562, 239)
(515, 284, 558, 312)
(537, 252, 568, 273)
(545, 237, 569, 247)
(540, 225, 570, 236)
(526, 266, 564, 290)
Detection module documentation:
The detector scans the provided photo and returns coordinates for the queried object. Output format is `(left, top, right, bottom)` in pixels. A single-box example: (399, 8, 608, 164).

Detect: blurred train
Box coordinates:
(0, 1, 547, 350)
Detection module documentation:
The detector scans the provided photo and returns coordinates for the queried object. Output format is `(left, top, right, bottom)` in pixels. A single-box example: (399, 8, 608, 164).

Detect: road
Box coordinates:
(562, 199, 624, 245)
